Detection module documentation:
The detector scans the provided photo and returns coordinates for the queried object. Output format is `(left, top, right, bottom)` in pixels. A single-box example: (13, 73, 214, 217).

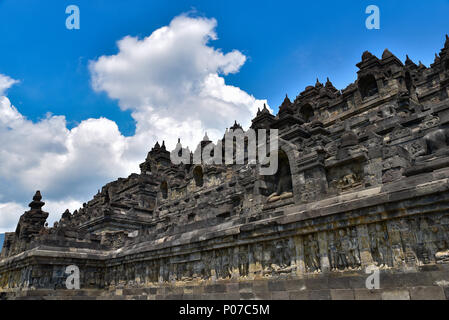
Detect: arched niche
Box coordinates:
(193, 166, 204, 187)
(275, 150, 293, 194)
(405, 71, 413, 94)
(160, 181, 168, 199)
(358, 74, 378, 99)
(266, 149, 293, 202)
(300, 104, 314, 123)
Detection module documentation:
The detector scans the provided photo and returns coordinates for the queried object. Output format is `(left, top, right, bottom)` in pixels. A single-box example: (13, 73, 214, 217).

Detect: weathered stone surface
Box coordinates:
(330, 289, 355, 300)
(381, 290, 411, 300)
(2, 37, 449, 300)
(354, 289, 382, 300)
(409, 286, 446, 300)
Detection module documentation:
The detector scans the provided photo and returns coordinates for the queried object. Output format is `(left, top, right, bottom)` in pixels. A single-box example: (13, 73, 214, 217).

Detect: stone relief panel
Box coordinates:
(5, 215, 449, 292)
(304, 234, 321, 273)
(328, 227, 361, 271)
(368, 222, 393, 268)
(327, 162, 364, 194)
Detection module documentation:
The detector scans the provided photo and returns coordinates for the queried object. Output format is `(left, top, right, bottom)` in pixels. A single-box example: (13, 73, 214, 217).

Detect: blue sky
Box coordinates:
(0, 0, 448, 232)
(1, 0, 448, 136)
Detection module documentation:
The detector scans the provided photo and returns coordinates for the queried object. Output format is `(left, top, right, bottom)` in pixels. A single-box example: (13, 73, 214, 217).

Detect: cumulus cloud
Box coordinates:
(0, 202, 26, 234)
(0, 200, 83, 233)
(0, 74, 18, 96)
(0, 90, 135, 232)
(0, 14, 268, 233)
(90, 14, 267, 150)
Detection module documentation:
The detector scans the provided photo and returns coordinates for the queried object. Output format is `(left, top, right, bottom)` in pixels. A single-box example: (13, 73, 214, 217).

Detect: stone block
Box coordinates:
(268, 280, 285, 292)
(271, 291, 289, 300)
(222, 293, 241, 300)
(192, 286, 204, 295)
(240, 292, 255, 300)
(381, 290, 410, 300)
(304, 277, 329, 290)
(253, 281, 269, 293)
(165, 294, 184, 300)
(254, 292, 271, 300)
(330, 289, 355, 300)
(328, 276, 352, 289)
(348, 275, 367, 289)
(308, 290, 331, 300)
(288, 290, 309, 300)
(354, 289, 382, 300)
(226, 283, 239, 292)
(284, 279, 306, 291)
(409, 286, 445, 300)
(239, 282, 253, 293)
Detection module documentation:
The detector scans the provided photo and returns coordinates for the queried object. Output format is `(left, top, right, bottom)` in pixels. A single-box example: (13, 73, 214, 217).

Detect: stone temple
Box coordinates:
(1, 36, 449, 300)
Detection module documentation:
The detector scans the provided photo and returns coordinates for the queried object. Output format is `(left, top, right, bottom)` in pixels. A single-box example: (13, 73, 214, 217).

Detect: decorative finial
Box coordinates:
(405, 54, 416, 66)
(62, 209, 71, 220)
(29, 191, 45, 211)
(33, 191, 42, 202)
(362, 51, 374, 61)
(260, 103, 271, 115)
(382, 48, 393, 59)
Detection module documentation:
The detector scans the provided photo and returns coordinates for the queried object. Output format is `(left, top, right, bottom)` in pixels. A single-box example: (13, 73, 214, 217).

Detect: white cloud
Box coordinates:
(0, 14, 268, 233)
(0, 74, 18, 96)
(0, 199, 83, 233)
(90, 14, 268, 150)
(0, 202, 26, 234)
(0, 93, 135, 232)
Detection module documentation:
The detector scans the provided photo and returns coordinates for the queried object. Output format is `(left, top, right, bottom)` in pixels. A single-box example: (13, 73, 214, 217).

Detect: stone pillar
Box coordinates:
(169, 263, 176, 283)
(135, 263, 141, 285)
(293, 235, 306, 277)
(296, 153, 329, 204)
(144, 264, 150, 285)
(158, 260, 164, 283)
(356, 224, 374, 267)
(210, 250, 217, 281)
(248, 243, 263, 279)
(386, 221, 405, 269)
(317, 231, 330, 272)
(231, 247, 240, 279)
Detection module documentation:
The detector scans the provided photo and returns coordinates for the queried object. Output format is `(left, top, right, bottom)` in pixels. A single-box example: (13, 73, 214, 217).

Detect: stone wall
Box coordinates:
(2, 266, 449, 300)
(2, 37, 449, 300)
(2, 167, 449, 299)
